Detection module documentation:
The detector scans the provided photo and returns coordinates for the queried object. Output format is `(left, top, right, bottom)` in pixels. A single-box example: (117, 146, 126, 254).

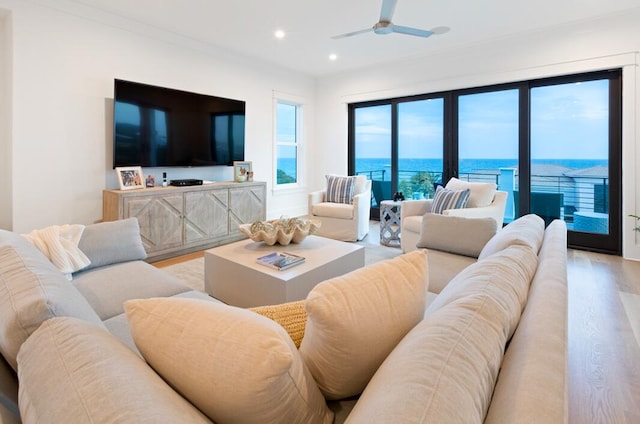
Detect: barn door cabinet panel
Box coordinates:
(103, 181, 266, 260)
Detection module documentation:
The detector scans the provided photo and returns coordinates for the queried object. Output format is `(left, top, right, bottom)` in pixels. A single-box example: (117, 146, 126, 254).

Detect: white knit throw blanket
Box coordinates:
(23, 224, 91, 280)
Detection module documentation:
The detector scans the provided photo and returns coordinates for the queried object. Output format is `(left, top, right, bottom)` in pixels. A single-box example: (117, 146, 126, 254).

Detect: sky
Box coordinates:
(354, 79, 610, 161)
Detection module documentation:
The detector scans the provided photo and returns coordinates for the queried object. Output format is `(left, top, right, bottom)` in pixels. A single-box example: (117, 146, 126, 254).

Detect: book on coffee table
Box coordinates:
(256, 252, 305, 271)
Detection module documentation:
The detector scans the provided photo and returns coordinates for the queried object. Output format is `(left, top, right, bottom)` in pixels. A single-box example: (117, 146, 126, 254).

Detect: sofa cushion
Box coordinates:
(425, 249, 478, 294)
(417, 213, 497, 258)
(431, 186, 471, 214)
(445, 177, 497, 208)
(485, 220, 568, 424)
(312, 202, 354, 219)
(299, 250, 428, 400)
(0, 231, 106, 371)
(403, 214, 423, 234)
(72, 260, 190, 320)
(17, 317, 212, 424)
(77, 218, 147, 271)
(478, 213, 545, 260)
(250, 300, 307, 348)
(125, 297, 333, 424)
(325, 175, 356, 204)
(346, 245, 536, 424)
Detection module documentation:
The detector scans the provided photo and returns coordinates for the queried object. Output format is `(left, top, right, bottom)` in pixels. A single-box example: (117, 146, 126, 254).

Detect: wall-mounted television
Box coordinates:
(113, 79, 245, 168)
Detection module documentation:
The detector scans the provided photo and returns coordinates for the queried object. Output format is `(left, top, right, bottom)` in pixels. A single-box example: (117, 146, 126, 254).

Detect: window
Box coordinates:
(349, 69, 622, 254)
(275, 100, 302, 186)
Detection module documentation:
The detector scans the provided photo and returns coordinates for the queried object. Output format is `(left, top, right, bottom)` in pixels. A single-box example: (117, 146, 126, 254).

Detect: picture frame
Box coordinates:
(233, 161, 252, 182)
(116, 166, 145, 190)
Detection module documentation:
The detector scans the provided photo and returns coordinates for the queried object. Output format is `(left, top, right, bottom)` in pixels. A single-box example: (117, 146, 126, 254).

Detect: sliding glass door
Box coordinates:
(530, 76, 620, 252)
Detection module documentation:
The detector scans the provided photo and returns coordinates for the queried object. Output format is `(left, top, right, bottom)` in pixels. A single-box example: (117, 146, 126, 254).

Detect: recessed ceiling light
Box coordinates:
(329, 53, 338, 61)
(274, 29, 286, 39)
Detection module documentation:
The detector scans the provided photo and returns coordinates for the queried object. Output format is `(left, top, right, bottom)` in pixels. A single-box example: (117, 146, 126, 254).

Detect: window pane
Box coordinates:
(458, 89, 519, 223)
(354, 105, 391, 207)
(277, 144, 297, 184)
(398, 98, 444, 200)
(531, 79, 609, 233)
(276, 102, 298, 185)
(277, 103, 296, 142)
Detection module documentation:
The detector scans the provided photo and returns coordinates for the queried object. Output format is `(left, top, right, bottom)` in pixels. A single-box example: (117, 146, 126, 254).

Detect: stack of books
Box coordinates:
(256, 252, 305, 271)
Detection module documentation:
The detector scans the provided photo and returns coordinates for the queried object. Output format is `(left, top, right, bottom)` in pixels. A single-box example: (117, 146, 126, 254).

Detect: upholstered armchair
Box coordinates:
(308, 175, 372, 242)
(400, 178, 508, 252)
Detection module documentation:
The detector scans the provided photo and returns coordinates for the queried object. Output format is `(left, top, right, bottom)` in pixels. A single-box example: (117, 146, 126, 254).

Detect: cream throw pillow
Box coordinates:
(445, 177, 497, 208)
(299, 250, 428, 400)
(125, 298, 333, 424)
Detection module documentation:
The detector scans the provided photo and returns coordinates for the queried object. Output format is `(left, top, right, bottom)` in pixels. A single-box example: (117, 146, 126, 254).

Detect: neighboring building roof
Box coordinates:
(564, 165, 608, 178)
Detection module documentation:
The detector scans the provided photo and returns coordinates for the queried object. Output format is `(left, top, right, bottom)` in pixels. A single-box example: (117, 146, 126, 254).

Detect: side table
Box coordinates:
(380, 200, 402, 247)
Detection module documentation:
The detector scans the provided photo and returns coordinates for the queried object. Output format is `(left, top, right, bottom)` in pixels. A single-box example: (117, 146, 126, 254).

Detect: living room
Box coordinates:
(1, 0, 639, 260)
(1, 1, 640, 423)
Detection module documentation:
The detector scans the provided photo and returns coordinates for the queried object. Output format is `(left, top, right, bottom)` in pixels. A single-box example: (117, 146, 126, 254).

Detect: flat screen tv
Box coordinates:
(113, 79, 245, 168)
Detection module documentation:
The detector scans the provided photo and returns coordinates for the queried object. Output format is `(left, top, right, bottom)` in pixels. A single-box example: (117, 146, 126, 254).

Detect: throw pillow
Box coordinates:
(445, 177, 497, 208)
(299, 250, 428, 400)
(125, 297, 333, 424)
(0, 232, 107, 371)
(77, 217, 147, 271)
(431, 186, 471, 214)
(416, 214, 497, 258)
(17, 317, 211, 423)
(249, 300, 307, 348)
(325, 175, 356, 204)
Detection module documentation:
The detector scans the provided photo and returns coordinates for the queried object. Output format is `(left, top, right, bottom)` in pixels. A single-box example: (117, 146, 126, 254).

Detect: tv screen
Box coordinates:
(113, 79, 245, 168)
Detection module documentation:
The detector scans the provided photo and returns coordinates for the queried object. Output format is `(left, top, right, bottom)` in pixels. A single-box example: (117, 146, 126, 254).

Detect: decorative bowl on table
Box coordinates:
(238, 217, 321, 245)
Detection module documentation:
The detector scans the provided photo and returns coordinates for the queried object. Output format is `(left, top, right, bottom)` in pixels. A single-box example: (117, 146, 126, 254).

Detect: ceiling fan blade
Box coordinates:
(429, 26, 451, 35)
(331, 27, 374, 39)
(379, 0, 398, 22)
(391, 25, 434, 38)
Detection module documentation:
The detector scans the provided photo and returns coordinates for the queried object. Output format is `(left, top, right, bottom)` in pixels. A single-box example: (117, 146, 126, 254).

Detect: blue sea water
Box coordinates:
(277, 157, 607, 180)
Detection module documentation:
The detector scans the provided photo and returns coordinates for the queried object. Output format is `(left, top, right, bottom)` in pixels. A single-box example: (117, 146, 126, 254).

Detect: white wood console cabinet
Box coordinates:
(103, 181, 266, 261)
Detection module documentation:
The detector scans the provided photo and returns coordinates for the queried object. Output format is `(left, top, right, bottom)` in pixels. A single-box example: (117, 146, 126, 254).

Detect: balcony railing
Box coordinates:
(357, 168, 609, 229)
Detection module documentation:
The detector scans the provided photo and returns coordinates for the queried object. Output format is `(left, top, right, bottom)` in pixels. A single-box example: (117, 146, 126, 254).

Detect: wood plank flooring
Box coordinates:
(154, 228, 640, 423)
(567, 250, 640, 424)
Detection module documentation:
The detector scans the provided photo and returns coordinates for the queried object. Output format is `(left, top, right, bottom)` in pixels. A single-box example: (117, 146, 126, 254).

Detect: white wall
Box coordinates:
(0, 10, 11, 230)
(0, 0, 315, 232)
(314, 10, 640, 260)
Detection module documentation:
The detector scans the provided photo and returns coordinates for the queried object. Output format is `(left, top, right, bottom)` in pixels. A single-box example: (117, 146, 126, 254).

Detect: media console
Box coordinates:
(103, 181, 266, 261)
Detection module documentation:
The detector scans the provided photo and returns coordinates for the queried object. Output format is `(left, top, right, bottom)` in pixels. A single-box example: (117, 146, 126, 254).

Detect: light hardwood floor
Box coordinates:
(154, 225, 640, 423)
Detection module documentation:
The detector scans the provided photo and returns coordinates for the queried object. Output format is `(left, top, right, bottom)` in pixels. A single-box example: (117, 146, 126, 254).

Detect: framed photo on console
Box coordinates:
(234, 161, 252, 182)
(116, 166, 145, 190)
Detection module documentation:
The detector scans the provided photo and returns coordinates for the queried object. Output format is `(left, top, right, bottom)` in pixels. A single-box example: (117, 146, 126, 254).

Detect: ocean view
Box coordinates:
(277, 158, 608, 180)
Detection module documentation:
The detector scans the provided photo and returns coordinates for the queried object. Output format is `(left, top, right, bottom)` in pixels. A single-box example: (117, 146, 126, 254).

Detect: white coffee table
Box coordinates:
(204, 235, 365, 307)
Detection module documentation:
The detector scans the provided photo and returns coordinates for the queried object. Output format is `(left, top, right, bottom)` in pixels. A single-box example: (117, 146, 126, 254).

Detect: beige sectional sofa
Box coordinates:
(0, 214, 567, 423)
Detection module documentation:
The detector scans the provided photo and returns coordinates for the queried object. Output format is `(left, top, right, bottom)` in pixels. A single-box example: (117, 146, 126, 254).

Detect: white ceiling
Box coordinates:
(53, 0, 640, 77)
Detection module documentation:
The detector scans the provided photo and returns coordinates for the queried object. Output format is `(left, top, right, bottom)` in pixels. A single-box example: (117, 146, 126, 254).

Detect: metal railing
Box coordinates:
(357, 168, 609, 218)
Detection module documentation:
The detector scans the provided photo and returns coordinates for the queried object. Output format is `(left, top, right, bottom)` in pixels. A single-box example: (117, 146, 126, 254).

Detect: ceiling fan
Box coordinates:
(332, 0, 449, 40)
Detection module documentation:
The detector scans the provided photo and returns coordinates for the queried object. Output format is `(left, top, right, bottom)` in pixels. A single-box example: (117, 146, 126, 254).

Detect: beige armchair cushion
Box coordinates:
(125, 297, 333, 424)
(299, 250, 428, 400)
(311, 202, 354, 219)
(445, 177, 497, 208)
